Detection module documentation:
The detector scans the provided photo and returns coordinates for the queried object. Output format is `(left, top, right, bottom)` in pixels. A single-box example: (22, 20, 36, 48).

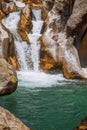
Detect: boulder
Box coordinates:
(0, 58, 18, 96)
(0, 106, 31, 130)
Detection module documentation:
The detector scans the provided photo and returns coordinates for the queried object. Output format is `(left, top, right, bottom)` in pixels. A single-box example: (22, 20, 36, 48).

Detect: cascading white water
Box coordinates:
(2, 8, 43, 72)
(1, 1, 66, 87)
(2, 12, 31, 71)
(27, 9, 44, 71)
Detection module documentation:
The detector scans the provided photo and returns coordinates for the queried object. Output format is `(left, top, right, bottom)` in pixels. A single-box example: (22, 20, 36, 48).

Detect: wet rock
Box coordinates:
(7, 56, 20, 70)
(78, 34, 87, 67)
(28, 0, 42, 8)
(0, 58, 18, 96)
(0, 22, 19, 70)
(0, 10, 5, 20)
(18, 29, 30, 43)
(19, 5, 32, 33)
(74, 116, 87, 130)
(1, 0, 17, 15)
(42, 0, 54, 11)
(0, 106, 31, 130)
(39, 37, 57, 72)
(41, 0, 87, 79)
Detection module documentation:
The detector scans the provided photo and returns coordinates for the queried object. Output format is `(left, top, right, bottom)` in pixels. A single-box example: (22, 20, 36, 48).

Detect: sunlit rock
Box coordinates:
(18, 29, 30, 43)
(0, 10, 5, 20)
(41, 0, 87, 79)
(0, 106, 31, 130)
(7, 56, 19, 70)
(0, 58, 17, 95)
(19, 5, 32, 33)
(0, 22, 19, 70)
(28, 0, 42, 8)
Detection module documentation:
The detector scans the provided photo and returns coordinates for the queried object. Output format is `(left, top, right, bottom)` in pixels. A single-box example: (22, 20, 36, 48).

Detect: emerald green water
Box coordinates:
(0, 72, 87, 130)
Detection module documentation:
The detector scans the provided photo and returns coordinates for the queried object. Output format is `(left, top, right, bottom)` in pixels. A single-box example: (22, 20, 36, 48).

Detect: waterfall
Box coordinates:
(27, 9, 43, 72)
(2, 12, 31, 71)
(2, 8, 43, 72)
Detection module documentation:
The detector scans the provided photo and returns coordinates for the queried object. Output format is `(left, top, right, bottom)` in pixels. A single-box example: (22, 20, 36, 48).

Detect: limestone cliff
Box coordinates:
(41, 0, 87, 79)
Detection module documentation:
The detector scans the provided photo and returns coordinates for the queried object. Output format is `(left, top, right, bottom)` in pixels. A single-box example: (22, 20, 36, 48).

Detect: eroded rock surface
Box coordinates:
(0, 22, 19, 70)
(0, 20, 18, 95)
(0, 0, 17, 15)
(41, 0, 87, 79)
(0, 58, 17, 96)
(0, 106, 31, 130)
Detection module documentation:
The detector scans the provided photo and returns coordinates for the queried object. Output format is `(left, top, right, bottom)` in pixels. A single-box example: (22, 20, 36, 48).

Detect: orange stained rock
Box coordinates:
(28, 0, 42, 8)
(0, 10, 5, 20)
(18, 29, 30, 43)
(7, 57, 19, 70)
(40, 55, 56, 71)
(42, 7, 48, 20)
(79, 125, 87, 129)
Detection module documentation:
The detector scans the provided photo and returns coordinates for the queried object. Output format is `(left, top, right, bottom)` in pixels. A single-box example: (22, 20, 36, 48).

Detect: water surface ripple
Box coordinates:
(0, 72, 87, 130)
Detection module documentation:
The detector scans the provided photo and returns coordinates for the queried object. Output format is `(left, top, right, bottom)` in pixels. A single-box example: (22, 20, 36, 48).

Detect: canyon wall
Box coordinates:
(0, 0, 87, 83)
(41, 0, 87, 79)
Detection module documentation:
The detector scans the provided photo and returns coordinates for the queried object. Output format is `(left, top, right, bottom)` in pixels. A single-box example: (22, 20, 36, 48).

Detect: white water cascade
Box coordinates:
(2, 8, 43, 71)
(27, 9, 43, 71)
(2, 12, 31, 71)
(2, 1, 67, 87)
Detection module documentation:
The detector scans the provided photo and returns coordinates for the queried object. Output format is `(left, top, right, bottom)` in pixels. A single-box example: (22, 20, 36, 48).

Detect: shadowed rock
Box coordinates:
(74, 116, 87, 130)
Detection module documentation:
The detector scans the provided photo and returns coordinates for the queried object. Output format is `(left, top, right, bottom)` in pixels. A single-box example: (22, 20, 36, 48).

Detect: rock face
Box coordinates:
(41, 0, 87, 79)
(0, 0, 17, 15)
(0, 22, 19, 70)
(74, 116, 87, 130)
(18, 4, 32, 43)
(0, 0, 18, 95)
(0, 58, 17, 96)
(0, 106, 31, 130)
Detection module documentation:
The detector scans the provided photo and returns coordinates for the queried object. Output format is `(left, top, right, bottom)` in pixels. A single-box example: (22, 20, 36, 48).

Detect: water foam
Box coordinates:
(17, 71, 67, 88)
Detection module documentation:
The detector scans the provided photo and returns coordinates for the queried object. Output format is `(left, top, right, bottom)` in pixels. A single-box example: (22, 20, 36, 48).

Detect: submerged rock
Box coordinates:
(74, 116, 87, 130)
(0, 58, 18, 96)
(0, 106, 31, 130)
